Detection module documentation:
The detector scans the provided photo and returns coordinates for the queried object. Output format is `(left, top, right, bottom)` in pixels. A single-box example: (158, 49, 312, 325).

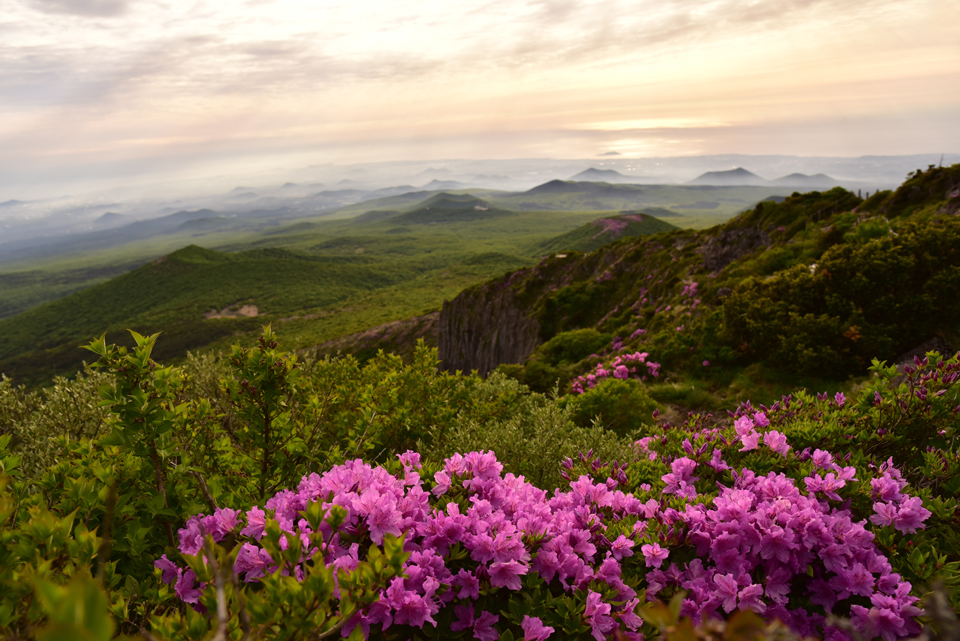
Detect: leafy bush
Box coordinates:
(535, 329, 612, 366)
(0, 370, 111, 478)
(723, 218, 960, 376)
(420, 373, 634, 489)
(2, 329, 958, 641)
(564, 377, 660, 436)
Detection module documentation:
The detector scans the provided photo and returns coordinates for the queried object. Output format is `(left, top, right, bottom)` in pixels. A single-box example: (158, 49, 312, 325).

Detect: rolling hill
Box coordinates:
(532, 213, 678, 255)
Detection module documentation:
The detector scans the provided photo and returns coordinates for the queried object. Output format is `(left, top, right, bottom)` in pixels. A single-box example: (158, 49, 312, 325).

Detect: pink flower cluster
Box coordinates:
(571, 351, 661, 394)
(666, 465, 924, 641)
(158, 451, 653, 640)
(868, 459, 931, 534)
(156, 410, 933, 641)
(633, 412, 929, 641)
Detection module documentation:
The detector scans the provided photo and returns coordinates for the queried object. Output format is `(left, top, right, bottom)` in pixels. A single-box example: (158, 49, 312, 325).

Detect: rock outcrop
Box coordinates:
(700, 226, 771, 272)
(311, 312, 439, 361)
(438, 282, 540, 376)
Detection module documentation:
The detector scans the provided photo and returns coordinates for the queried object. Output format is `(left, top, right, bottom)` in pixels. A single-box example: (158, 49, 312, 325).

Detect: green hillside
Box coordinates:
(383, 193, 512, 225)
(532, 212, 678, 254)
(0, 245, 413, 381)
(0, 182, 794, 322)
(0, 208, 639, 384)
(445, 164, 960, 407)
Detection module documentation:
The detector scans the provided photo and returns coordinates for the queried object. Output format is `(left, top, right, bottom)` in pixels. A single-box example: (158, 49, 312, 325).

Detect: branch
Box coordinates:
(95, 482, 118, 584)
(140, 628, 161, 641)
(311, 607, 359, 640)
(204, 537, 230, 641)
(229, 560, 252, 641)
(192, 471, 219, 512)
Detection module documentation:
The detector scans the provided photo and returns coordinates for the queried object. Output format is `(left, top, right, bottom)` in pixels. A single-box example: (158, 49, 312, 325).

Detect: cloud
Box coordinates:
(24, 0, 131, 18)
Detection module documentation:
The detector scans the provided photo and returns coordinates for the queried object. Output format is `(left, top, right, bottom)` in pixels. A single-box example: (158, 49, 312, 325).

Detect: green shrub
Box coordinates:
(722, 218, 960, 376)
(562, 377, 658, 436)
(0, 370, 111, 478)
(420, 373, 634, 489)
(535, 329, 612, 365)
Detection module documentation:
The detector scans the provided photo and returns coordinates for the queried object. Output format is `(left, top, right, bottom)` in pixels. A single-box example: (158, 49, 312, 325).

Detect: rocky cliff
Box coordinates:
(438, 282, 540, 375)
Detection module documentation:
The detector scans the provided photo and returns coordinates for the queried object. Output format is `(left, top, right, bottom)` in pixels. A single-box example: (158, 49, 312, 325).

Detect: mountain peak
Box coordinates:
(687, 168, 768, 186)
(569, 168, 633, 183)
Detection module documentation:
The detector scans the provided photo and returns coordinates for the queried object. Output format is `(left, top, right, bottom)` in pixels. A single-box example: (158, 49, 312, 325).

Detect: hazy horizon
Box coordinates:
(3, 0, 959, 201)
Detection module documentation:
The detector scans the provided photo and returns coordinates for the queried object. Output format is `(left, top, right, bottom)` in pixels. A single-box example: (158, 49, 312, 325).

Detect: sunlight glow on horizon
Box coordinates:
(1, 0, 958, 195)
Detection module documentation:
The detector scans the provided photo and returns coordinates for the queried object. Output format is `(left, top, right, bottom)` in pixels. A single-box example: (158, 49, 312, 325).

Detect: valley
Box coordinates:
(0, 179, 798, 385)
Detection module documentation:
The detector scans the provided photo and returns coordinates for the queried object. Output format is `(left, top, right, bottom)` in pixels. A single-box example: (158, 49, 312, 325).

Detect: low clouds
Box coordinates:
(25, 0, 131, 17)
(1, 0, 958, 197)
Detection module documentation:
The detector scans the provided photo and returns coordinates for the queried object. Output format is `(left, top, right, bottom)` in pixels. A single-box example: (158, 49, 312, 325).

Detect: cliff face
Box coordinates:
(700, 227, 771, 272)
(438, 282, 540, 375)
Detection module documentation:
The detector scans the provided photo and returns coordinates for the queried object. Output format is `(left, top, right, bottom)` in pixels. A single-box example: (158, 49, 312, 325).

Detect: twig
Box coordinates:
(192, 471, 219, 512)
(229, 574, 251, 641)
(140, 628, 161, 641)
(229, 562, 252, 641)
(204, 537, 230, 641)
(311, 607, 359, 640)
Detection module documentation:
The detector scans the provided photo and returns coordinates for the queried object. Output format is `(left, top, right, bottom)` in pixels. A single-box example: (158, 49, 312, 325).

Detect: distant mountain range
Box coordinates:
(687, 167, 840, 188)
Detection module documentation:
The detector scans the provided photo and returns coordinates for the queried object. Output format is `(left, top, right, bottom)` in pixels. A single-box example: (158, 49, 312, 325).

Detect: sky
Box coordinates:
(2, 0, 959, 197)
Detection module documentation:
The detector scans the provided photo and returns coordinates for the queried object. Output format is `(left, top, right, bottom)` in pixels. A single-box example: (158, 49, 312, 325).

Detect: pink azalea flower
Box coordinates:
(739, 430, 760, 452)
(175, 569, 203, 604)
(764, 430, 790, 456)
(892, 496, 931, 533)
(240, 506, 267, 539)
(641, 542, 669, 568)
(178, 517, 204, 555)
(738, 584, 766, 614)
(734, 415, 755, 436)
(489, 560, 528, 591)
(610, 535, 635, 560)
(154, 555, 179, 585)
(714, 573, 739, 613)
(584, 591, 615, 641)
(870, 501, 898, 527)
(474, 611, 500, 641)
(522, 615, 555, 641)
(450, 605, 475, 632)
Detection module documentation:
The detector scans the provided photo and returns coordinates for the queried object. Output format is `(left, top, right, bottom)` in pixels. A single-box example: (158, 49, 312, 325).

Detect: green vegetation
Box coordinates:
(0, 183, 729, 385)
(532, 213, 678, 255)
(1, 167, 959, 640)
(1, 324, 958, 640)
(487, 165, 960, 417)
(0, 182, 794, 328)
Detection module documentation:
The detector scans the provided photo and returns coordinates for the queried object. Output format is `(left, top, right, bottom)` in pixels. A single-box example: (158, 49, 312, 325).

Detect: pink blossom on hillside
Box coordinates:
(159, 432, 931, 641)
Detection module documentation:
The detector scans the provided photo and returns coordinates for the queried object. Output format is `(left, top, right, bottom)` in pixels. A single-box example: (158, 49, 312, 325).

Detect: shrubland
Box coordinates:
(1, 325, 958, 640)
(1, 166, 959, 640)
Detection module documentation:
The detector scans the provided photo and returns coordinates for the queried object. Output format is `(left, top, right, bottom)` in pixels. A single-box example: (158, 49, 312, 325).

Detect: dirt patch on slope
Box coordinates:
(205, 304, 259, 319)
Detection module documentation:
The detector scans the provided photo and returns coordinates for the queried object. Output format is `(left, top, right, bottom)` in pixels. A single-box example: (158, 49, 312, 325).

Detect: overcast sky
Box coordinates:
(2, 0, 959, 197)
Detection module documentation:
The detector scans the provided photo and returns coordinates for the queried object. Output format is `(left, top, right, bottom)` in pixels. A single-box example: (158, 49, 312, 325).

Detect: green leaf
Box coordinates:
(34, 575, 115, 641)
